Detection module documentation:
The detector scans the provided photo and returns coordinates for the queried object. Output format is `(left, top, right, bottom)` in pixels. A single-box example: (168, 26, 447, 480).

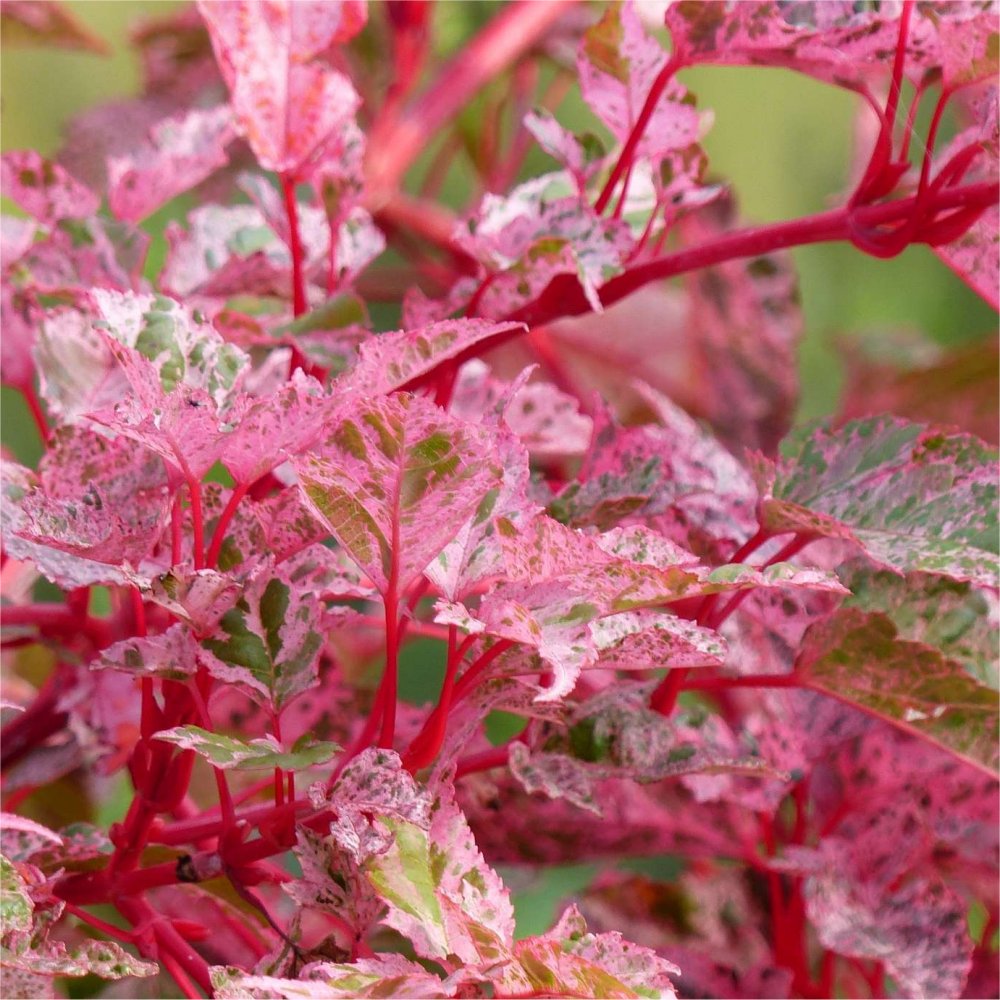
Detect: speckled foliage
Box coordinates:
(1, 2, 997, 999)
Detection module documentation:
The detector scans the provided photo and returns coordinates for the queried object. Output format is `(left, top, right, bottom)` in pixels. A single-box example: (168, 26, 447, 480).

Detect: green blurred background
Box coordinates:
(2, 0, 996, 947)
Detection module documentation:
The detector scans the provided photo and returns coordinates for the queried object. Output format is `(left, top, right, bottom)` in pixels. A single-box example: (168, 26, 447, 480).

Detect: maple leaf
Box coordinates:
(198, 570, 325, 711)
(756, 417, 999, 587)
(665, 1, 999, 91)
(294, 393, 503, 594)
(0, 150, 99, 225)
(108, 104, 236, 222)
(797, 607, 998, 774)
(805, 872, 972, 1000)
(197, 0, 365, 175)
(341, 318, 525, 396)
(580, 1, 707, 160)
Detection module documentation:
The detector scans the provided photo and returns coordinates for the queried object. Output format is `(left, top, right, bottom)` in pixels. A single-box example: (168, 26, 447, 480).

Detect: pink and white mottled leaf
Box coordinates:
(219, 372, 336, 485)
(805, 872, 972, 1000)
(592, 609, 726, 670)
(932, 88, 998, 309)
(456, 173, 633, 315)
(161, 204, 294, 298)
(1, 216, 37, 264)
(14, 216, 148, 295)
(143, 568, 242, 634)
(499, 904, 679, 999)
(34, 307, 125, 423)
(579, 1, 706, 159)
(426, 406, 537, 602)
(341, 319, 525, 396)
(294, 393, 502, 594)
(0, 816, 61, 864)
(94, 624, 201, 681)
(3, 424, 170, 571)
(551, 390, 758, 558)
(286, 826, 383, 947)
(211, 955, 471, 999)
(4, 936, 159, 983)
(108, 104, 236, 222)
(0, 150, 99, 225)
(756, 417, 999, 587)
(524, 108, 607, 194)
(665, 2, 999, 91)
(797, 608, 999, 774)
(197, 0, 365, 175)
(841, 563, 997, 689)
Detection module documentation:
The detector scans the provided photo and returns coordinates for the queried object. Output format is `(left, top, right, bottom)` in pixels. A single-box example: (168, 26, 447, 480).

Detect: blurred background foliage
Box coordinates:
(2, 0, 996, 945)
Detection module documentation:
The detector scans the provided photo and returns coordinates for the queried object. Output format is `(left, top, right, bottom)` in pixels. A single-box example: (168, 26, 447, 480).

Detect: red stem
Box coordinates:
(595, 55, 683, 214)
(205, 481, 250, 569)
(366, 0, 575, 200)
(379, 583, 401, 749)
(705, 535, 812, 630)
(453, 639, 515, 703)
(883, 0, 913, 149)
(117, 896, 212, 997)
(403, 626, 474, 771)
(22, 382, 50, 445)
(508, 182, 998, 326)
(64, 902, 136, 945)
(455, 743, 513, 778)
(401, 180, 997, 393)
(282, 174, 308, 316)
(682, 673, 801, 691)
(186, 476, 205, 571)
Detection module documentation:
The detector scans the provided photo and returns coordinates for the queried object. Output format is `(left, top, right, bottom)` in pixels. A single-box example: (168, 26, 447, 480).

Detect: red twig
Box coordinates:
(367, 0, 575, 200)
(282, 174, 308, 316)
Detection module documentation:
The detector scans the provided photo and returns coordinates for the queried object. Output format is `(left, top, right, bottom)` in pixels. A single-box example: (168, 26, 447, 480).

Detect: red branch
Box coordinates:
(366, 0, 575, 201)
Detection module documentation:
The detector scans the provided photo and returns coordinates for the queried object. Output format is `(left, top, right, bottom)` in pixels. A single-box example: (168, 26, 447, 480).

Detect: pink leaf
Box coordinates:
(341, 319, 525, 396)
(500, 905, 680, 999)
(805, 873, 972, 1000)
(457, 176, 634, 316)
(579, 2, 706, 159)
(756, 416, 1000, 587)
(0, 150, 99, 225)
(197, 0, 365, 175)
(932, 89, 999, 309)
(666, 2, 999, 91)
(294, 393, 503, 594)
(363, 788, 514, 965)
(96, 624, 200, 681)
(108, 104, 236, 222)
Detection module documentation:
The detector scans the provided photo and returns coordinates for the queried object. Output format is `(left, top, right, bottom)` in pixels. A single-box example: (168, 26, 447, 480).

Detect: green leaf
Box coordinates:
(797, 608, 999, 774)
(0, 855, 32, 936)
(840, 562, 997, 688)
(199, 573, 324, 710)
(154, 726, 340, 771)
(757, 417, 999, 586)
